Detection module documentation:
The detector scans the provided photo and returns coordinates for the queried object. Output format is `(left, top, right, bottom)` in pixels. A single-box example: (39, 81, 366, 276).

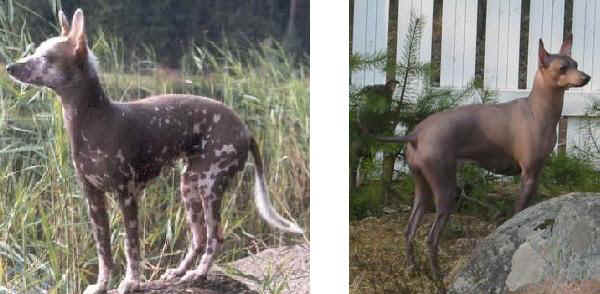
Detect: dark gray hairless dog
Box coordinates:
(377, 35, 590, 293)
(6, 9, 302, 294)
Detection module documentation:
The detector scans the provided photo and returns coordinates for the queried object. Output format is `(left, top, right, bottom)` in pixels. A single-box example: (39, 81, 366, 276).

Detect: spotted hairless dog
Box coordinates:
(6, 9, 302, 294)
(377, 35, 590, 292)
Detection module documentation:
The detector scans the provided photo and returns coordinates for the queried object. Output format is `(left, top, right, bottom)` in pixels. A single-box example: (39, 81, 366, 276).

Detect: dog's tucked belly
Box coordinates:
(467, 155, 521, 176)
(73, 142, 181, 192)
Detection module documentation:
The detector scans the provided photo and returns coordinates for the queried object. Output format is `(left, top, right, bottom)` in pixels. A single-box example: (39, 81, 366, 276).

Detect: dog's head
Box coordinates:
(5, 9, 97, 90)
(538, 34, 591, 89)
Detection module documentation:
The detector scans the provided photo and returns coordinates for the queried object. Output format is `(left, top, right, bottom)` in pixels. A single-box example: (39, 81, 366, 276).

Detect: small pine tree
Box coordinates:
(350, 13, 479, 211)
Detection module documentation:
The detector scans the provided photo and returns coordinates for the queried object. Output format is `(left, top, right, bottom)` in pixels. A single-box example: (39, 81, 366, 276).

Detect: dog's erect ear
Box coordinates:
(559, 34, 573, 56)
(58, 10, 69, 36)
(69, 8, 87, 58)
(538, 39, 549, 68)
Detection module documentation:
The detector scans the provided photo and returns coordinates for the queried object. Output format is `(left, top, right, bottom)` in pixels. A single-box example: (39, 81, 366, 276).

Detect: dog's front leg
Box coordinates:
(515, 166, 542, 213)
(83, 185, 113, 294)
(116, 188, 142, 294)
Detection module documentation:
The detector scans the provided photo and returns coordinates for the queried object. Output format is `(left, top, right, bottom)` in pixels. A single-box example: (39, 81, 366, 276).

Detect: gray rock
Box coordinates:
(449, 192, 600, 294)
(505, 241, 550, 291)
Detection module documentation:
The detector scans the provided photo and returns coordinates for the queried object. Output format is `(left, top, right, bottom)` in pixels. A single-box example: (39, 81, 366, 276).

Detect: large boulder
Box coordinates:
(449, 192, 600, 294)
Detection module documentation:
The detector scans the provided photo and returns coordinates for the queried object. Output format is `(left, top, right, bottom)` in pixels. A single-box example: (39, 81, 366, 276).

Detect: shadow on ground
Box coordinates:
(106, 274, 257, 294)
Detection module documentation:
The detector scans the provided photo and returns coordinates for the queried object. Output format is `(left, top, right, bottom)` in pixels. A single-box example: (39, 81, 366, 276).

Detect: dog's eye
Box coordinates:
(560, 65, 568, 72)
(42, 55, 55, 63)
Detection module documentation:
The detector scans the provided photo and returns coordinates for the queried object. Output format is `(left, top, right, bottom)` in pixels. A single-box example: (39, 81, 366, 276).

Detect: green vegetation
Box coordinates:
(349, 14, 479, 219)
(540, 152, 600, 194)
(6, 0, 309, 67)
(350, 184, 384, 220)
(350, 152, 600, 222)
(0, 3, 308, 293)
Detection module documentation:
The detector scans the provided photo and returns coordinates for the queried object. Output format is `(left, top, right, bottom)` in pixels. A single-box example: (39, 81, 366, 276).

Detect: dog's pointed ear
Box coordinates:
(559, 34, 573, 56)
(69, 9, 87, 58)
(538, 39, 549, 68)
(58, 10, 69, 36)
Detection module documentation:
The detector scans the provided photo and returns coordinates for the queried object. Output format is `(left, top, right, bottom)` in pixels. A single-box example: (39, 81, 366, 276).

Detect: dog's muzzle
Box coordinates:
(579, 73, 591, 87)
(5, 61, 35, 84)
(5, 63, 17, 75)
(6, 62, 27, 79)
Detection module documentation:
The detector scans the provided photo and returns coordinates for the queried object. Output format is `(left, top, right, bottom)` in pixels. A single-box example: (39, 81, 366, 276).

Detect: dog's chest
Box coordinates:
(71, 137, 171, 192)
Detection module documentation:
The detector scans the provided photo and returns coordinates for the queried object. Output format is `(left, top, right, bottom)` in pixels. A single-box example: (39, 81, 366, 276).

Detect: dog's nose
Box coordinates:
(5, 63, 14, 74)
(583, 74, 591, 84)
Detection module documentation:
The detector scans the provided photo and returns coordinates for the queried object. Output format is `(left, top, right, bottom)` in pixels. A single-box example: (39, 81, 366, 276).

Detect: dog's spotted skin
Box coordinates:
(73, 95, 252, 293)
(6, 9, 302, 294)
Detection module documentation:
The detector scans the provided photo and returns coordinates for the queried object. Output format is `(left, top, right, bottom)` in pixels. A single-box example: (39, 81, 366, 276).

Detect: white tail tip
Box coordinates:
(254, 172, 304, 234)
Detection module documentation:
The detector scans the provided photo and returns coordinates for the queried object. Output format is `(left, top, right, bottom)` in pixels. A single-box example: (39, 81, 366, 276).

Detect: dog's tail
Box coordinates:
(375, 134, 417, 144)
(250, 137, 304, 234)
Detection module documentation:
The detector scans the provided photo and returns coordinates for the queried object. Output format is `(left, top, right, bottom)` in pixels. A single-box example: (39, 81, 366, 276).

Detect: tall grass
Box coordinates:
(0, 9, 308, 294)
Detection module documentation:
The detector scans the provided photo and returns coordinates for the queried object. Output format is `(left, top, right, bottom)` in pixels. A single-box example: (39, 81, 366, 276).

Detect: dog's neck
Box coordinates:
(55, 69, 111, 121)
(528, 70, 565, 129)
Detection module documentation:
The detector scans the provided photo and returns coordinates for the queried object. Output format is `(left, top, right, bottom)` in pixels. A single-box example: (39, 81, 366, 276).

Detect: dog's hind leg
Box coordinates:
(178, 173, 228, 282)
(82, 185, 113, 294)
(422, 160, 457, 294)
(404, 169, 432, 271)
(116, 183, 143, 294)
(161, 159, 207, 280)
(179, 153, 244, 282)
(427, 211, 451, 294)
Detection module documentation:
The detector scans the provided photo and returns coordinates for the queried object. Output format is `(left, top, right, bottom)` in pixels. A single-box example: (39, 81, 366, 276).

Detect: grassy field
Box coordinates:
(0, 28, 309, 293)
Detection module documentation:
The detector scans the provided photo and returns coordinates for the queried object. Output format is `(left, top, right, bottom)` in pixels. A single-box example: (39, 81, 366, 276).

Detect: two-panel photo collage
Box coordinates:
(0, 1, 599, 293)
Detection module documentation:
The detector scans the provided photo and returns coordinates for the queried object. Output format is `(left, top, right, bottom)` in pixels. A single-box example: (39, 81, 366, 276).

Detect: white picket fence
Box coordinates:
(352, 0, 600, 160)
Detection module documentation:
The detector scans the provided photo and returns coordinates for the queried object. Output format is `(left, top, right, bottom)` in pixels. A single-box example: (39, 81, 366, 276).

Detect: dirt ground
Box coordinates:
(350, 209, 497, 294)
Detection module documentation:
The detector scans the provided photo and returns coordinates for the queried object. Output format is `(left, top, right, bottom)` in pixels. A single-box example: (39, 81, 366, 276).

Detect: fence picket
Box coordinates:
(463, 0, 478, 87)
(583, 0, 596, 92)
(373, 0, 389, 85)
(497, 0, 510, 89)
(441, 0, 477, 88)
(351, 0, 389, 88)
(396, 0, 434, 101)
(440, 0, 456, 87)
(418, 0, 434, 65)
(527, 0, 565, 88)
(550, 0, 565, 50)
(453, 0, 467, 87)
(397, 0, 434, 64)
(572, 0, 586, 91)
(507, 0, 521, 88)
(593, 1, 600, 91)
(485, 0, 521, 89)
(351, 0, 367, 87)
(484, 0, 500, 88)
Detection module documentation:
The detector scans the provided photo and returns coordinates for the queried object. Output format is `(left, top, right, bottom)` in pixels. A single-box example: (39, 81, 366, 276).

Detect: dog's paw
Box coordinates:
(160, 268, 184, 281)
(83, 283, 108, 294)
(117, 278, 140, 294)
(179, 269, 207, 283)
